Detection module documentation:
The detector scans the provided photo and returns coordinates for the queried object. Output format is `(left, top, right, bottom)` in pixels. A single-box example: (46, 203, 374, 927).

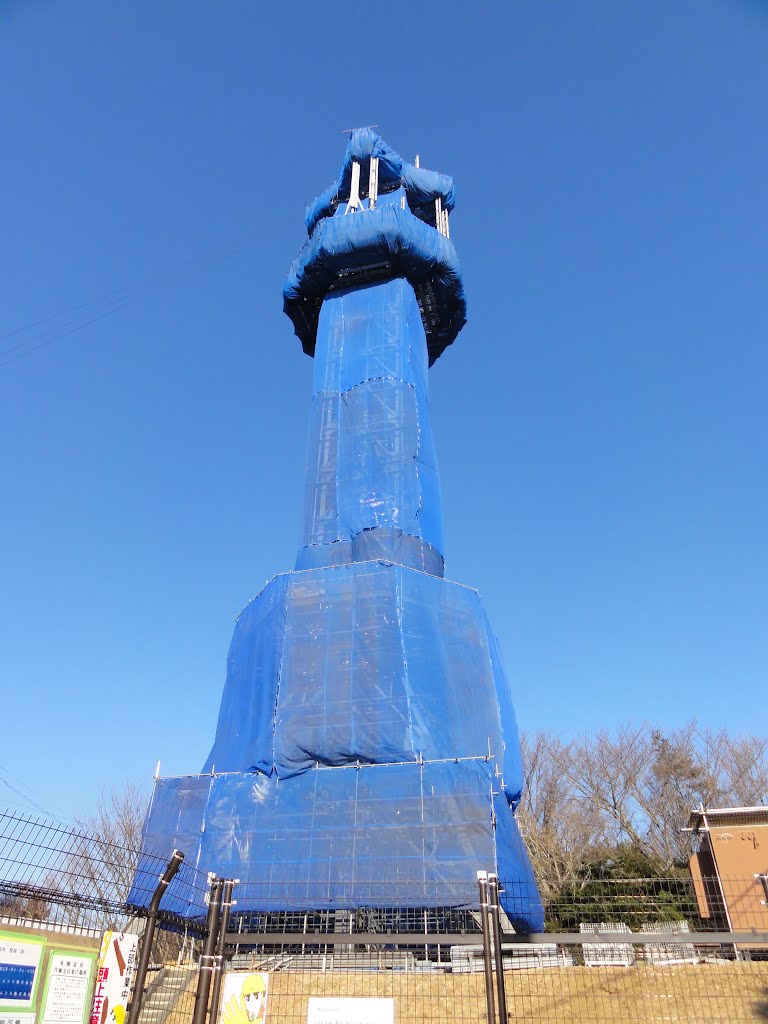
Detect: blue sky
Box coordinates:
(1, 0, 766, 822)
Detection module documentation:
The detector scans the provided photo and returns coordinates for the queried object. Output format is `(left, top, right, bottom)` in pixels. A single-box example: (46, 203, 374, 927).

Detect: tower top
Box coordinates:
(283, 129, 467, 366)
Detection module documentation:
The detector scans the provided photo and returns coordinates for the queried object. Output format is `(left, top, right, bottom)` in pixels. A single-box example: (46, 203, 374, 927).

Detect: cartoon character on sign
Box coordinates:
(221, 974, 268, 1024)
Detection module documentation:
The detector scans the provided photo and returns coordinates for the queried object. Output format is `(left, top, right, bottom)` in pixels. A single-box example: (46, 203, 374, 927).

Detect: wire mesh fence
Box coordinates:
(0, 809, 208, 937)
(216, 873, 768, 1023)
(2, 808, 768, 1023)
(132, 962, 201, 1024)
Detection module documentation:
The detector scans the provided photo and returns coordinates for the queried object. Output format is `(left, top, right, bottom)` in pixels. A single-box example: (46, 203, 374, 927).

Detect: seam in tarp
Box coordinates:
(269, 580, 289, 779)
(395, 568, 415, 755)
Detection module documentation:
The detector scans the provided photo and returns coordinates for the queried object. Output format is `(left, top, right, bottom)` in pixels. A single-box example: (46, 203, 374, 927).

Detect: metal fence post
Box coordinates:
(126, 849, 184, 1024)
(488, 875, 508, 1024)
(192, 877, 223, 1024)
(477, 871, 496, 1024)
(208, 879, 235, 1024)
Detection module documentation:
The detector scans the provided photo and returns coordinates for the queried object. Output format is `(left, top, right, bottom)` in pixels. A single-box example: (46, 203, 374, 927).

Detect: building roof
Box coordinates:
(684, 806, 768, 831)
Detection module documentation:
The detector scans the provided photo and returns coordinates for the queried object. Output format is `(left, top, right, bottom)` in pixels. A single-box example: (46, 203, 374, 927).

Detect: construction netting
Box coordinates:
(131, 758, 541, 931)
(203, 561, 522, 793)
(284, 129, 466, 365)
(296, 278, 444, 576)
(131, 129, 543, 932)
(133, 556, 542, 930)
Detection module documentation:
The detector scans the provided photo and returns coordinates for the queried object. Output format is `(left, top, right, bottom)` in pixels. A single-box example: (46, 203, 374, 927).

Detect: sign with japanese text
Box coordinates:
(88, 933, 138, 1024)
(307, 998, 394, 1024)
(40, 953, 95, 1024)
(0, 933, 46, 1012)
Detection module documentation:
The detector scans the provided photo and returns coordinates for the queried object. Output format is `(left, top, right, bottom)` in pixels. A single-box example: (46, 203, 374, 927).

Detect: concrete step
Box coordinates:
(137, 966, 197, 1024)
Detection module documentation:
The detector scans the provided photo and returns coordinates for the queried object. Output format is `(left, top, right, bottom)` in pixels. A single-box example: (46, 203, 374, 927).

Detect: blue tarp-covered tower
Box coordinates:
(132, 130, 543, 931)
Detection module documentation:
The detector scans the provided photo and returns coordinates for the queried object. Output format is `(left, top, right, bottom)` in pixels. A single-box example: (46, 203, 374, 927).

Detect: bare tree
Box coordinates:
(73, 781, 147, 901)
(519, 721, 768, 887)
(49, 781, 151, 930)
(0, 884, 51, 922)
(709, 731, 768, 807)
(71, 784, 188, 962)
(517, 731, 600, 896)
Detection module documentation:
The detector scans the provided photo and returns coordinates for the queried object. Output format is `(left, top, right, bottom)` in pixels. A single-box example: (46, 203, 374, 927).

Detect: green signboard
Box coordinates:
(39, 950, 96, 1024)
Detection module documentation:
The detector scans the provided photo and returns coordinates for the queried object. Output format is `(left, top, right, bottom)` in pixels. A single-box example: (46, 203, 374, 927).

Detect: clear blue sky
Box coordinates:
(1, 0, 766, 823)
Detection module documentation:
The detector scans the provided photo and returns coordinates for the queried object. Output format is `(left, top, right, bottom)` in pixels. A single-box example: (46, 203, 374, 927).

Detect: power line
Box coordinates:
(0, 771, 67, 821)
(0, 230, 259, 368)
(0, 299, 136, 368)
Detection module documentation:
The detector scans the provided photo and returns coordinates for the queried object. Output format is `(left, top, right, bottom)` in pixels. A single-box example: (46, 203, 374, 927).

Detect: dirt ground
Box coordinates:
(258, 962, 768, 1024)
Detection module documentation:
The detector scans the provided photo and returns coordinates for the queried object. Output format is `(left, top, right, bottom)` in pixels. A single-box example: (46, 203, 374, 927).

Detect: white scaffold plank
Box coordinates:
(450, 944, 574, 973)
(580, 923, 635, 967)
(640, 920, 698, 964)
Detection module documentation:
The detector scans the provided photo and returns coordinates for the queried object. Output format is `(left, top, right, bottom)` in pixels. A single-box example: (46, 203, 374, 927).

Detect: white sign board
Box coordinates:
(89, 932, 138, 1024)
(219, 973, 269, 1024)
(307, 998, 394, 1024)
(41, 954, 94, 1024)
(0, 1013, 36, 1024)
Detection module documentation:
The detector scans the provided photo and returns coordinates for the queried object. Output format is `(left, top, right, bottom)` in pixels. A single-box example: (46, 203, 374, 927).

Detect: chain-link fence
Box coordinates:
(2, 809, 767, 1024)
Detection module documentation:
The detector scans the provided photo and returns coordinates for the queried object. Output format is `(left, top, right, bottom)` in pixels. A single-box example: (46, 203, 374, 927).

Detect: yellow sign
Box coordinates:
(220, 973, 269, 1024)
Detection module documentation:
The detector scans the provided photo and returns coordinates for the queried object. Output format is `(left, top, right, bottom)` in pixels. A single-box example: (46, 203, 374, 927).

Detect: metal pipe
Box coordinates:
(477, 871, 496, 1024)
(191, 877, 223, 1024)
(221, 927, 768, 947)
(488, 875, 507, 1024)
(126, 850, 184, 1024)
(208, 879, 235, 1024)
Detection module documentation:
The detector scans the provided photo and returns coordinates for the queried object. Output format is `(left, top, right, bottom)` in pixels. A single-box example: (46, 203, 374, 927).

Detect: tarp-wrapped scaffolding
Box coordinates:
(130, 130, 543, 932)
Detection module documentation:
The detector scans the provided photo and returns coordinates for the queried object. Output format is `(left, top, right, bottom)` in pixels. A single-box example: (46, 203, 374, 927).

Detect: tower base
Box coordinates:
(130, 759, 543, 932)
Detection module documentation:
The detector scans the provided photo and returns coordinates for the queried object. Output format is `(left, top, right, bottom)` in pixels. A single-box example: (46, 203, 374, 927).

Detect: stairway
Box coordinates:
(137, 966, 197, 1024)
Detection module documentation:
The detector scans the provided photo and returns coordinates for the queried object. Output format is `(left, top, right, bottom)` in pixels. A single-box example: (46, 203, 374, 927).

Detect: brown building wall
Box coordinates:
(707, 824, 768, 933)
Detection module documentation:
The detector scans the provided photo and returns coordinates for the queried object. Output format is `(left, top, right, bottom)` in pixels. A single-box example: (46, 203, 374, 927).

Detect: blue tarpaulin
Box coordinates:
(296, 279, 444, 575)
(202, 561, 524, 797)
(304, 128, 454, 235)
(132, 758, 539, 929)
(131, 131, 543, 932)
(284, 202, 466, 365)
